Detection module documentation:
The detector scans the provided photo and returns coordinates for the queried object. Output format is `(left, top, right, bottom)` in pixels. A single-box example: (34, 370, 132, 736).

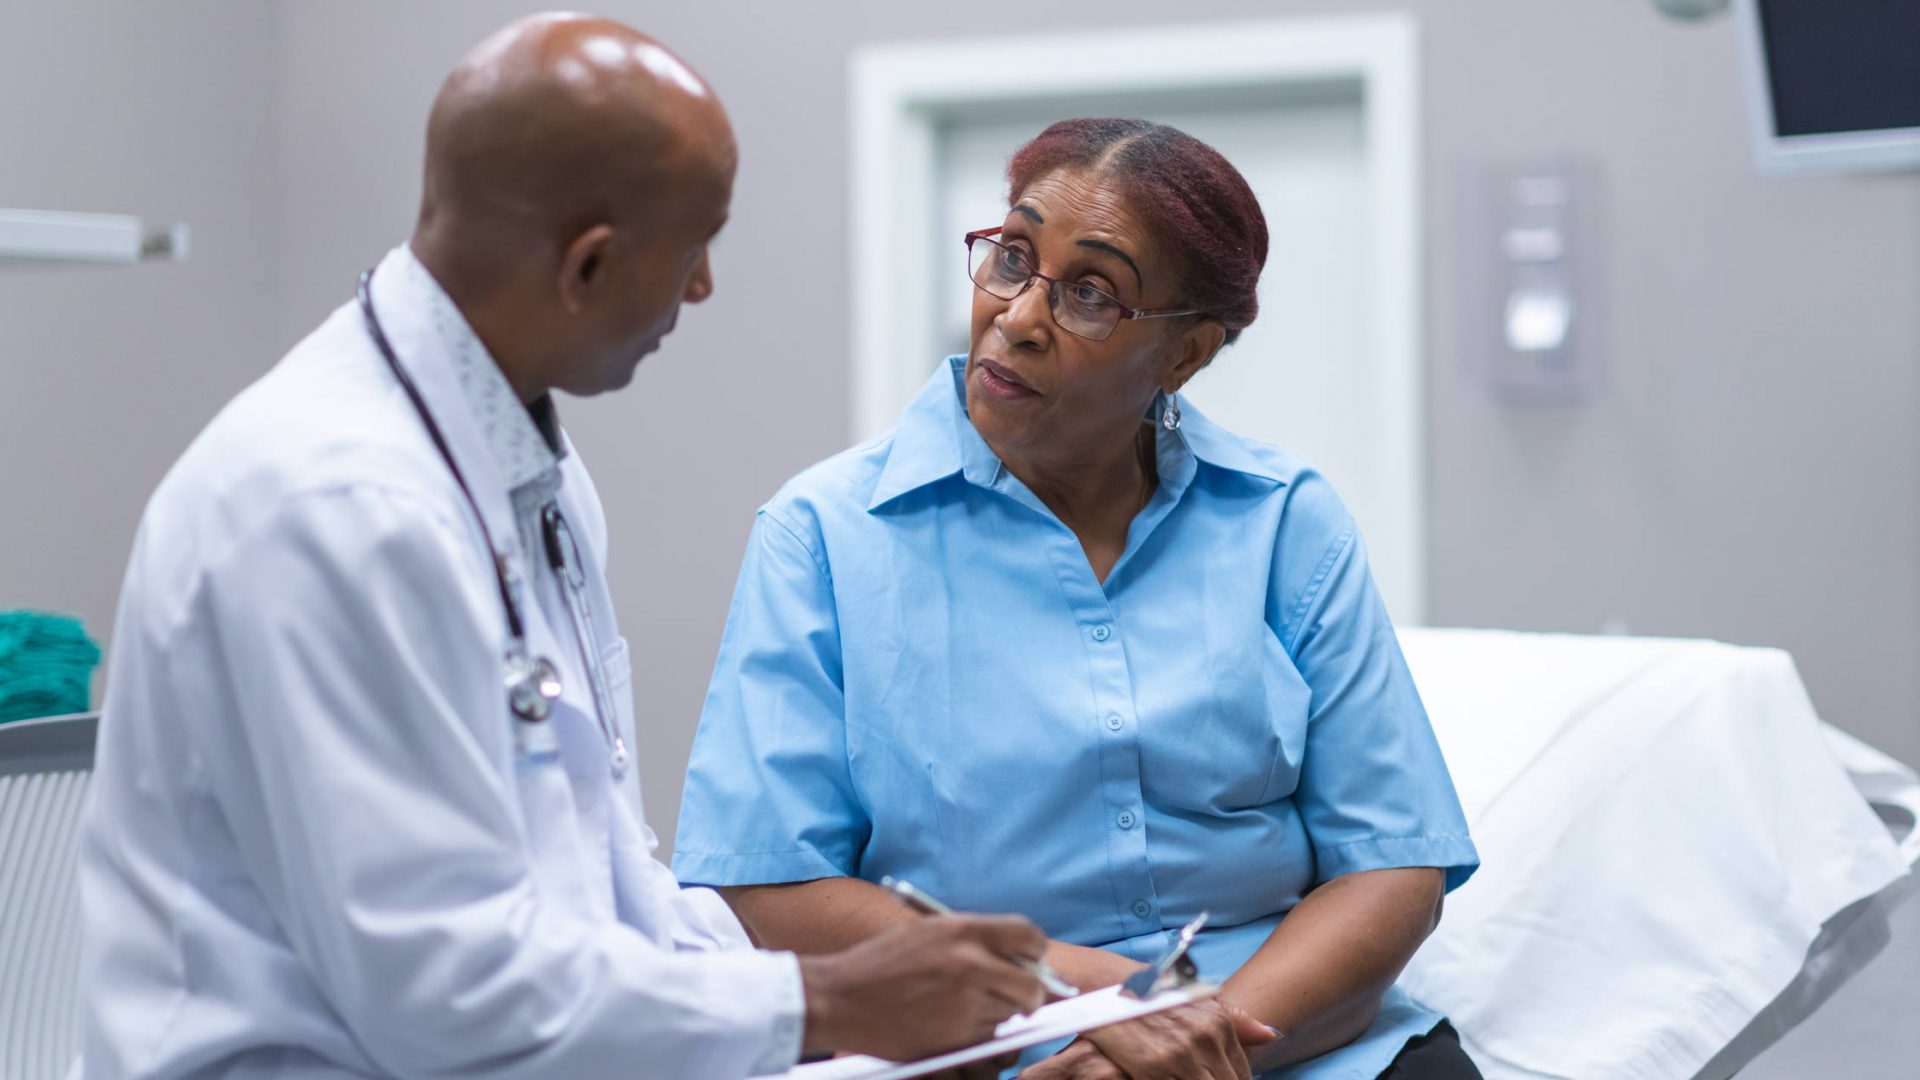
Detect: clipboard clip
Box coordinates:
(1121, 911, 1209, 999)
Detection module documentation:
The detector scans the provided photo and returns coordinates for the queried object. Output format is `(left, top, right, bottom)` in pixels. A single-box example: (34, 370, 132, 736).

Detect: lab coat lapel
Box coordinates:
(365, 248, 524, 565)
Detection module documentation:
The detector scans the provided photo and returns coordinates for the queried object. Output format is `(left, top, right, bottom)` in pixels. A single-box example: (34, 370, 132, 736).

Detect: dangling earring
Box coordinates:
(1161, 391, 1182, 432)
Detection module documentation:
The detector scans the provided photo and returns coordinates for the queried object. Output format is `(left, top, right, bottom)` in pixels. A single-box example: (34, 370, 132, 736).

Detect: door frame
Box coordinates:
(848, 13, 1426, 622)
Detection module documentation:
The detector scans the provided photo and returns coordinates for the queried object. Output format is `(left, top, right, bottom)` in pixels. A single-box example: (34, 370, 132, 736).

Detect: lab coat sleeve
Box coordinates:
(621, 800, 762, 952)
(1272, 476, 1480, 892)
(672, 508, 868, 886)
(180, 484, 805, 1078)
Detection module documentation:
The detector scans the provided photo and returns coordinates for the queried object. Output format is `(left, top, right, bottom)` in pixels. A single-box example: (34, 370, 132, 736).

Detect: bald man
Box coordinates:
(76, 14, 1045, 1079)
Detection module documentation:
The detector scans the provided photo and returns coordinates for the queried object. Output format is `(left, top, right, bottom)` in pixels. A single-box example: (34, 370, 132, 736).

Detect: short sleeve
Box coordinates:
(673, 509, 870, 886)
(1278, 495, 1479, 893)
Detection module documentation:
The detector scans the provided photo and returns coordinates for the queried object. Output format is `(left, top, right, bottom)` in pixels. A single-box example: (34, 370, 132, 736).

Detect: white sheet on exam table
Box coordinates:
(1395, 629, 1917, 1080)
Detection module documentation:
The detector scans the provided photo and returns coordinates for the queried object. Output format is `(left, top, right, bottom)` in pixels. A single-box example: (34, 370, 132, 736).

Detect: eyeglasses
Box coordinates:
(964, 228, 1202, 342)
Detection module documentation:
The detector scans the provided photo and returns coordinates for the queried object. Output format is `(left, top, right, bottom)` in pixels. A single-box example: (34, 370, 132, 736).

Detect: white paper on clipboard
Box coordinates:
(777, 983, 1217, 1080)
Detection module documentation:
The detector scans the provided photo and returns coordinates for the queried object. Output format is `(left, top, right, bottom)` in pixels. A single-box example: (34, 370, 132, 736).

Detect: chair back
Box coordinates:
(0, 713, 98, 1080)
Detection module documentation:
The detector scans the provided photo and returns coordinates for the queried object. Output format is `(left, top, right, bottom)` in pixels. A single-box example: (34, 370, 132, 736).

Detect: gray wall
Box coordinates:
(5, 1, 1917, 844)
(1422, 2, 1920, 776)
(1, 0, 281, 669)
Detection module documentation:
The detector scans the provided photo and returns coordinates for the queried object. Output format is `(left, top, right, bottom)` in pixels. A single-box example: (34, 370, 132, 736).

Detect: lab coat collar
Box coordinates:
(385, 245, 565, 492)
(366, 245, 553, 560)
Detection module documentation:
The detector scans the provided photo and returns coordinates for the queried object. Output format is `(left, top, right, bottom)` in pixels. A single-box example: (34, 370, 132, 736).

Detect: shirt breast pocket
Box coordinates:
(1167, 628, 1311, 811)
(1254, 643, 1312, 805)
(1251, 630, 1313, 799)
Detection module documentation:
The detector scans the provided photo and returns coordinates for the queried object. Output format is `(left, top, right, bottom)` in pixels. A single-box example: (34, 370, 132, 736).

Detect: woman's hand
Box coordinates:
(1018, 1039, 1124, 1079)
(920, 1052, 1022, 1080)
(1038, 999, 1276, 1080)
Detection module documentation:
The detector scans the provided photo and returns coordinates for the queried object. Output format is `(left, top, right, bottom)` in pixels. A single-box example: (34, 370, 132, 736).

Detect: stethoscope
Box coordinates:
(357, 270, 628, 777)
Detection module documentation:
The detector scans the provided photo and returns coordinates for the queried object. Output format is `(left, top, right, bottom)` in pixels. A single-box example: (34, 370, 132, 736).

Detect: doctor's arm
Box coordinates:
(186, 486, 808, 1077)
(188, 487, 1041, 1077)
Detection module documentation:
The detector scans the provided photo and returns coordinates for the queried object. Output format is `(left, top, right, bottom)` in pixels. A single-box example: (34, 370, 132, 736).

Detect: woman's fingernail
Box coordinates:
(1265, 1025, 1282, 1037)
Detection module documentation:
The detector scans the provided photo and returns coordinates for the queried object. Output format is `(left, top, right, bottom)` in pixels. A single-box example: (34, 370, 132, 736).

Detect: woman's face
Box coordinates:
(965, 167, 1214, 463)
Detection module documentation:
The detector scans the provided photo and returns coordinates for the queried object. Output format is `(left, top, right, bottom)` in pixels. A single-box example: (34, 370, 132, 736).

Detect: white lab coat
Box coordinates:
(76, 247, 804, 1079)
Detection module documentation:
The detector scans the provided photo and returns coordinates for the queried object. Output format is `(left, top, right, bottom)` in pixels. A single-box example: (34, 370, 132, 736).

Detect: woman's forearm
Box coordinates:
(1219, 867, 1445, 1072)
(718, 878, 915, 953)
(719, 879, 1141, 995)
(1043, 940, 1143, 991)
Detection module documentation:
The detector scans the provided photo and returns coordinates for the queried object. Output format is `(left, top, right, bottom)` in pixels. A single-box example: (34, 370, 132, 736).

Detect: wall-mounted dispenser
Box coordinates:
(1489, 161, 1596, 402)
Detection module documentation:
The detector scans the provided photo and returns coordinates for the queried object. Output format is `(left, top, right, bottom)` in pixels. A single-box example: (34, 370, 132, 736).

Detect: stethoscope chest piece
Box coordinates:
(506, 651, 563, 722)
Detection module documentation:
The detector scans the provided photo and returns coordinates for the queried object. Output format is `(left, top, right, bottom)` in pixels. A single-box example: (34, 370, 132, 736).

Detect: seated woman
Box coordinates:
(673, 118, 1480, 1079)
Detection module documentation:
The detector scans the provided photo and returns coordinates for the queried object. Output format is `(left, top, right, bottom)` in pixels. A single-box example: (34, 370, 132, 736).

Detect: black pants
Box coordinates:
(1377, 1021, 1481, 1080)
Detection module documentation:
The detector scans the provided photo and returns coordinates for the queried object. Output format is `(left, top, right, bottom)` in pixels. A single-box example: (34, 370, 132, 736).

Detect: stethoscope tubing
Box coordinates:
(356, 270, 530, 644)
(356, 267, 627, 777)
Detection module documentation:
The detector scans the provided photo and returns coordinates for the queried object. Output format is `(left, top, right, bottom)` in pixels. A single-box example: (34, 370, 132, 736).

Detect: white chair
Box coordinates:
(1397, 630, 1919, 1080)
(0, 712, 97, 1080)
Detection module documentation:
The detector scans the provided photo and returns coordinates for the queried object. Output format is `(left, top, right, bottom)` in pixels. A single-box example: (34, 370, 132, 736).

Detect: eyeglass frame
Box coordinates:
(963, 227, 1204, 341)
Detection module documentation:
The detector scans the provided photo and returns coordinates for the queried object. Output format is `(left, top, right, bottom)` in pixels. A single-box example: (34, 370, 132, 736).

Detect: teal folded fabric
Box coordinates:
(0, 610, 102, 724)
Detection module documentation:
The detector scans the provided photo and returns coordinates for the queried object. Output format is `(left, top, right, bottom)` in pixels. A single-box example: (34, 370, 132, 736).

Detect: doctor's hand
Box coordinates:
(1060, 999, 1276, 1080)
(798, 914, 1049, 1062)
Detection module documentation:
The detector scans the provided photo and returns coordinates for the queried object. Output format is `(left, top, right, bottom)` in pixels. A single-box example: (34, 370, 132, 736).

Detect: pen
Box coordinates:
(880, 875, 1080, 998)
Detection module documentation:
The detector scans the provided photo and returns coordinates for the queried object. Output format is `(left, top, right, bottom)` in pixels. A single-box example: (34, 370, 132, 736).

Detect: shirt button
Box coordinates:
(1090, 624, 1112, 642)
(1104, 713, 1124, 731)
(1132, 899, 1152, 918)
(1116, 810, 1136, 829)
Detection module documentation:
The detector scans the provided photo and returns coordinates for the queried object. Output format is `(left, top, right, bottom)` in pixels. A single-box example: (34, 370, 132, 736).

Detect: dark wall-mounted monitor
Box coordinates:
(1736, 0, 1920, 173)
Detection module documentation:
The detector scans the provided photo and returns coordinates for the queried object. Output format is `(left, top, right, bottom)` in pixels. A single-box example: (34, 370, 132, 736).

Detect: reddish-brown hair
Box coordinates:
(1007, 118, 1268, 346)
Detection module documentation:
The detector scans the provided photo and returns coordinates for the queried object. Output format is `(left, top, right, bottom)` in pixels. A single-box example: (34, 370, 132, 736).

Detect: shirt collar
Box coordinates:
(387, 244, 565, 498)
(867, 355, 1284, 512)
(1163, 387, 1288, 485)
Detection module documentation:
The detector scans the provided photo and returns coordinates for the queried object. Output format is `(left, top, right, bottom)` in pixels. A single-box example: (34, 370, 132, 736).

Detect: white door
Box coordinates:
(853, 17, 1424, 621)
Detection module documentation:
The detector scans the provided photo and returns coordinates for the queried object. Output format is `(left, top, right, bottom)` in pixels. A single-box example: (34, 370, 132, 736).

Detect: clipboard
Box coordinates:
(778, 982, 1216, 1080)
(780, 913, 1215, 1080)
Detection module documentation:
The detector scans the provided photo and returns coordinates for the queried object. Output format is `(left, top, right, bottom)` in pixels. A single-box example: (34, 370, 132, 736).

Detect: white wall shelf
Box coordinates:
(0, 208, 188, 265)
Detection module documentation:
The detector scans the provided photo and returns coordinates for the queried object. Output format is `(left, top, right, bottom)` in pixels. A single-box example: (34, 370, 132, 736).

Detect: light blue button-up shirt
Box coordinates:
(675, 357, 1478, 1078)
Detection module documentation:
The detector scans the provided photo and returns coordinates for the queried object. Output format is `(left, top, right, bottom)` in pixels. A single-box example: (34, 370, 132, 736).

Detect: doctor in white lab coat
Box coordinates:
(75, 14, 1046, 1079)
